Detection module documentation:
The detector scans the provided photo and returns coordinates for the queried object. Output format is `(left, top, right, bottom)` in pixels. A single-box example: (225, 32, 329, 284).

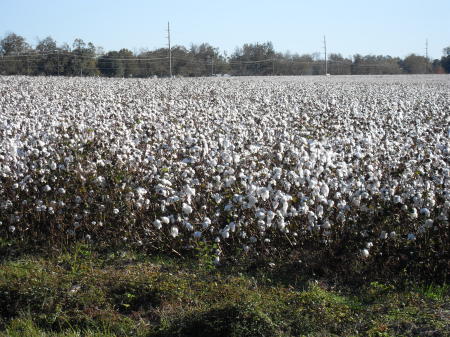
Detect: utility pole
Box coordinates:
(167, 22, 172, 78)
(57, 50, 60, 76)
(425, 39, 428, 74)
(323, 35, 328, 75)
(211, 56, 214, 76)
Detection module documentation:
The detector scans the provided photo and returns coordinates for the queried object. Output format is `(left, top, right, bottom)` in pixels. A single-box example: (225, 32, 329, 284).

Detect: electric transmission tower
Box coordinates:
(167, 22, 172, 78)
(323, 35, 328, 75)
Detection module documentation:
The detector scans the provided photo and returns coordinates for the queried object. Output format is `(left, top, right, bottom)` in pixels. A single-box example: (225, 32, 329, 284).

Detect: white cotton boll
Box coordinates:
(322, 219, 332, 229)
(307, 211, 316, 224)
(266, 211, 275, 227)
(327, 200, 335, 208)
(136, 187, 147, 197)
(182, 203, 193, 215)
(316, 204, 324, 218)
(8, 225, 16, 233)
(229, 222, 236, 232)
(425, 219, 433, 228)
(113, 208, 120, 215)
(366, 242, 373, 249)
(420, 208, 430, 217)
(256, 210, 266, 219)
(281, 200, 289, 216)
(380, 231, 388, 240)
(43, 185, 52, 192)
(193, 231, 202, 239)
(247, 195, 257, 208)
(221, 230, 230, 239)
(361, 249, 370, 258)
(215, 236, 221, 243)
(250, 236, 257, 243)
(161, 216, 170, 224)
(320, 184, 330, 198)
(213, 256, 220, 265)
(407, 233, 416, 241)
(170, 226, 179, 238)
(224, 204, 233, 211)
(50, 162, 57, 170)
(393, 195, 402, 204)
(153, 219, 162, 229)
(185, 185, 196, 197)
(202, 217, 211, 229)
(260, 187, 270, 201)
(277, 218, 286, 230)
(409, 208, 418, 219)
(243, 245, 250, 252)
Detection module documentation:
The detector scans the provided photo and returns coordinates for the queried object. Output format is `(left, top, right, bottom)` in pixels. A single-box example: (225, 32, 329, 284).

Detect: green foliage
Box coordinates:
(0, 245, 448, 336)
(1, 32, 449, 76)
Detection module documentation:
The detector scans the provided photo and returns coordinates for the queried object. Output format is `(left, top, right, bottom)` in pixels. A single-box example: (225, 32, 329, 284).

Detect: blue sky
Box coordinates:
(1, 0, 449, 59)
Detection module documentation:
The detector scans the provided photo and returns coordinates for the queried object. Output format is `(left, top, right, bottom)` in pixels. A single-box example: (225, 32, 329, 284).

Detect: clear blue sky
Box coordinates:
(1, 0, 449, 59)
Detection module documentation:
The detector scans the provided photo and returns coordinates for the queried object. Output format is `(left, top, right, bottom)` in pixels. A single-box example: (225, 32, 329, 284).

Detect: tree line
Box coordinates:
(1, 33, 449, 77)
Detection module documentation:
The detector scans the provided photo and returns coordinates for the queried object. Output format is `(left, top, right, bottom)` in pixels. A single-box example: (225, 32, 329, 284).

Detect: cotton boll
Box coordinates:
(221, 230, 230, 239)
(393, 195, 402, 204)
(202, 217, 212, 229)
(193, 231, 202, 239)
(170, 226, 179, 238)
(260, 187, 270, 201)
(361, 249, 370, 258)
(182, 203, 193, 215)
(409, 208, 418, 219)
(420, 208, 430, 217)
(277, 218, 286, 230)
(153, 219, 162, 229)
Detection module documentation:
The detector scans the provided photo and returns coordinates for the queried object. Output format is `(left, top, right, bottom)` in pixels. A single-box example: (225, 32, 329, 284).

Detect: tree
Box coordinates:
(440, 46, 450, 73)
(230, 42, 275, 75)
(36, 36, 57, 53)
(0, 33, 31, 74)
(0, 33, 30, 55)
(443, 46, 450, 56)
(402, 54, 429, 74)
(68, 38, 98, 76)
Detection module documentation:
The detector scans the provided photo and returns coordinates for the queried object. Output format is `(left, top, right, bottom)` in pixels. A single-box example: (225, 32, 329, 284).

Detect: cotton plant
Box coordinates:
(0, 75, 448, 265)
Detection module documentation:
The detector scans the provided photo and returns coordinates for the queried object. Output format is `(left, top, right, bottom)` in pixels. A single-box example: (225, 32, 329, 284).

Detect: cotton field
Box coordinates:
(0, 75, 449, 272)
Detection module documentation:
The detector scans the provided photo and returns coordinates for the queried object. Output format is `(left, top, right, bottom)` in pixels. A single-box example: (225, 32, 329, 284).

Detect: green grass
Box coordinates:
(0, 243, 448, 337)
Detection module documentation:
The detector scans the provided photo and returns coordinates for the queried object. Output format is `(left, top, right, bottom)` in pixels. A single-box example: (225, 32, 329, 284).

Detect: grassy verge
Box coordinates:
(0, 242, 448, 337)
